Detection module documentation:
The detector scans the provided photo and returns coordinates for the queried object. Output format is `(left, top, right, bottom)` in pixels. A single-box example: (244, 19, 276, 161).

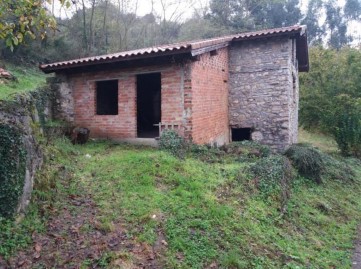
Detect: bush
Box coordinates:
(331, 95, 361, 157)
(223, 141, 271, 161)
(250, 155, 293, 210)
(189, 144, 226, 163)
(285, 144, 324, 184)
(159, 129, 188, 158)
(0, 124, 26, 218)
(322, 153, 356, 182)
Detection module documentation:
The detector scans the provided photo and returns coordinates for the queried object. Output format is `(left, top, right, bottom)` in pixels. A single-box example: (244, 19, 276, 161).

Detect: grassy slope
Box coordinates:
(1, 130, 361, 268)
(59, 133, 361, 268)
(0, 64, 47, 100)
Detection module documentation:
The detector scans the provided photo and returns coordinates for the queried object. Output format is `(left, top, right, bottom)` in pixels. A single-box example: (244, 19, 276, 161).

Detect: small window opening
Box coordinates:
(96, 80, 118, 115)
(232, 128, 251, 141)
(210, 50, 218, 56)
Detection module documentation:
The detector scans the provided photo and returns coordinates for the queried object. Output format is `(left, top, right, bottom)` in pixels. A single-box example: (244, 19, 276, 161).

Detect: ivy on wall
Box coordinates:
(0, 124, 26, 218)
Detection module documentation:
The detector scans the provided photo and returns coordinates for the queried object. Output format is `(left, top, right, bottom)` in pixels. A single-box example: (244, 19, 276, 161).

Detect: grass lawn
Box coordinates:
(298, 128, 339, 154)
(1, 130, 361, 268)
(0, 64, 48, 100)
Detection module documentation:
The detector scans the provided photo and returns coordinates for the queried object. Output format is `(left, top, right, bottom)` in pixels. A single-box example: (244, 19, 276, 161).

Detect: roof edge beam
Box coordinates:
(191, 42, 229, 57)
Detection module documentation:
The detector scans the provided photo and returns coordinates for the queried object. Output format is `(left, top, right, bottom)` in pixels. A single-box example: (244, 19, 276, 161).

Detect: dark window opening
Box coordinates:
(96, 80, 118, 115)
(137, 73, 161, 138)
(232, 128, 251, 141)
(210, 50, 218, 56)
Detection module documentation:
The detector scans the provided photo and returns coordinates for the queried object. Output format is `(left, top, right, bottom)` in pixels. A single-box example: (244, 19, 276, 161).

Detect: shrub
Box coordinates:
(250, 155, 293, 210)
(189, 144, 225, 163)
(159, 129, 187, 158)
(284, 144, 324, 184)
(322, 153, 356, 182)
(0, 124, 26, 218)
(331, 95, 361, 157)
(223, 141, 271, 161)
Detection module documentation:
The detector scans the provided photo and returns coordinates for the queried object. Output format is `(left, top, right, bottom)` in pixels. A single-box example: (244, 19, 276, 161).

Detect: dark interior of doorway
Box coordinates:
(137, 73, 161, 138)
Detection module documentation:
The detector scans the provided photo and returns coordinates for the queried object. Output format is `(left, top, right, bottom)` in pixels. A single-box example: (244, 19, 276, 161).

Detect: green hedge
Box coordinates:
(0, 124, 26, 218)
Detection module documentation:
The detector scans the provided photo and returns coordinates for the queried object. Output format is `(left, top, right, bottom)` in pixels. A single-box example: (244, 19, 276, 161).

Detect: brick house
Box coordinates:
(40, 25, 308, 151)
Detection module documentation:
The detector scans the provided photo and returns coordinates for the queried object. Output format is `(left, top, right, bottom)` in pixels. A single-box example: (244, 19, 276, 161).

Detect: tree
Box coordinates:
(344, 0, 361, 20)
(208, 0, 302, 32)
(0, 0, 70, 51)
(301, 0, 325, 46)
(325, 0, 350, 49)
(299, 47, 361, 156)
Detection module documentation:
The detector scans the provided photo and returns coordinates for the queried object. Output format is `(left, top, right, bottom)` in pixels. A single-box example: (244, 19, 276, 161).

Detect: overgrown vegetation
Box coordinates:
(0, 64, 47, 100)
(0, 124, 26, 218)
(300, 47, 361, 157)
(285, 144, 324, 184)
(2, 130, 360, 268)
(158, 129, 188, 158)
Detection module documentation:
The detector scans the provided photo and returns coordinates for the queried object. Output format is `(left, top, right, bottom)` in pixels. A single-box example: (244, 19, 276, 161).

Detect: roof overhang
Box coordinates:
(39, 25, 309, 74)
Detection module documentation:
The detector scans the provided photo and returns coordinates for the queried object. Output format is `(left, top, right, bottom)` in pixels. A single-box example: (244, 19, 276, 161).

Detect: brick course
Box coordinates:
(188, 48, 229, 145)
(68, 64, 184, 140)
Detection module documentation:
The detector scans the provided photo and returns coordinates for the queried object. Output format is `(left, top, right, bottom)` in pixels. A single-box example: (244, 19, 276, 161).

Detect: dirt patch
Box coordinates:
(0, 176, 166, 268)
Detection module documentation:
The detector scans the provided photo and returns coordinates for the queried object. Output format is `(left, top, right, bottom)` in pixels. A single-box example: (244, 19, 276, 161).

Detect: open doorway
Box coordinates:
(137, 73, 161, 138)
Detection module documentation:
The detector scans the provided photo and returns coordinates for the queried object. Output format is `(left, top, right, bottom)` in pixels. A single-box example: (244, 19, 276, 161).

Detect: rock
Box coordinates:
(71, 127, 90, 145)
(0, 68, 16, 81)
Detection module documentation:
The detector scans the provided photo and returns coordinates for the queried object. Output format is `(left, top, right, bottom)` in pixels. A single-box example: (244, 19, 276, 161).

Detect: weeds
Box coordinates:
(2, 132, 361, 268)
(159, 129, 188, 158)
(285, 143, 324, 184)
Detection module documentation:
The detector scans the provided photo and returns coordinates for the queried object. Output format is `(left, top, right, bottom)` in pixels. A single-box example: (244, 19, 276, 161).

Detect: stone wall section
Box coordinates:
(0, 93, 48, 215)
(49, 76, 75, 123)
(188, 48, 230, 146)
(229, 37, 298, 151)
(289, 38, 299, 144)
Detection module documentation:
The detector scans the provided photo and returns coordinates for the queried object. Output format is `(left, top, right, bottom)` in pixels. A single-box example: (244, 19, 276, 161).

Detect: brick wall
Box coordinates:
(229, 37, 297, 151)
(66, 64, 184, 140)
(188, 48, 230, 145)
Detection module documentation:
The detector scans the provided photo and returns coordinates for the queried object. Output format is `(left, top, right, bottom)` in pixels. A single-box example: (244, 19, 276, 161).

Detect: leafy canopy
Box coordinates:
(0, 0, 70, 51)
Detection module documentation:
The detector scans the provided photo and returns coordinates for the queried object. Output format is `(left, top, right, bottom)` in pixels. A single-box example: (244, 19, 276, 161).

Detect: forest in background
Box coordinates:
(2, 0, 361, 63)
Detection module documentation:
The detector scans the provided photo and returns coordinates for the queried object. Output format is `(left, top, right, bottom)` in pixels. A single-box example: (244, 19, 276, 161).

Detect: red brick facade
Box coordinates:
(188, 48, 229, 145)
(69, 64, 184, 140)
(68, 49, 230, 145)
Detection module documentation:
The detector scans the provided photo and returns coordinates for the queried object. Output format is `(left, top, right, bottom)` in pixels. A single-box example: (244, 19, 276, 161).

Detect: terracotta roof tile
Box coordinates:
(40, 25, 307, 72)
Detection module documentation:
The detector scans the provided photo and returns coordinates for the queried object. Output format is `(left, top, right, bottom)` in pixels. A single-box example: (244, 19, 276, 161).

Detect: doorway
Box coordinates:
(137, 73, 161, 138)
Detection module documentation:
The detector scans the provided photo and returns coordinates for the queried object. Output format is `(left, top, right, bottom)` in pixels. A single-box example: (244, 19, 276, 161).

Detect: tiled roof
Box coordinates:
(40, 25, 307, 72)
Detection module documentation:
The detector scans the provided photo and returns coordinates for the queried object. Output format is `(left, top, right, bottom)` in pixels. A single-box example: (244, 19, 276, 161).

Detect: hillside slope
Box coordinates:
(1, 130, 361, 268)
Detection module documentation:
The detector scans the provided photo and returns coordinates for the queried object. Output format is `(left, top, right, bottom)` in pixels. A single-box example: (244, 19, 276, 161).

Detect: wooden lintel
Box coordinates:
(191, 42, 229, 57)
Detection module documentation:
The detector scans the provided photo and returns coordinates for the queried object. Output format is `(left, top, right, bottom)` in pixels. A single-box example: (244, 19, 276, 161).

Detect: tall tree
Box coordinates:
(325, 0, 350, 49)
(208, 0, 302, 32)
(344, 0, 361, 20)
(301, 0, 325, 46)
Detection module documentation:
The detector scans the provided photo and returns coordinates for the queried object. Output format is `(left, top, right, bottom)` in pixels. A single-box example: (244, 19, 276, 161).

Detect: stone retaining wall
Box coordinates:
(0, 86, 63, 216)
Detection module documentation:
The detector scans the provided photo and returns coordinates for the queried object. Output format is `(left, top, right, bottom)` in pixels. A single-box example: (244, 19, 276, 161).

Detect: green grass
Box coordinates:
(0, 64, 48, 100)
(299, 128, 339, 154)
(54, 137, 361, 268)
(1, 132, 361, 268)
